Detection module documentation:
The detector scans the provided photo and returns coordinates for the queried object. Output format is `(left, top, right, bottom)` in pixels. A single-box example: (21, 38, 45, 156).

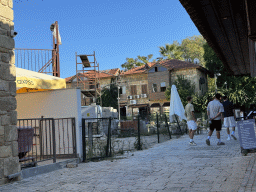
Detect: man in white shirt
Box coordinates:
(206, 93, 225, 146)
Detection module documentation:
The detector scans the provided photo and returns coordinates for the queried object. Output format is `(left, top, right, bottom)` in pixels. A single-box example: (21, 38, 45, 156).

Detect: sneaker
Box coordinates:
(231, 135, 237, 140)
(227, 137, 231, 141)
(217, 142, 225, 145)
(206, 139, 210, 146)
(189, 141, 197, 146)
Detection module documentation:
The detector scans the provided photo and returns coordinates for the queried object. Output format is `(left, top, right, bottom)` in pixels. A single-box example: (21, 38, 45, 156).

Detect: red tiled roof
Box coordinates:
(65, 75, 74, 82)
(122, 63, 154, 75)
(65, 71, 114, 82)
(147, 59, 203, 70)
(148, 59, 212, 75)
(100, 68, 120, 76)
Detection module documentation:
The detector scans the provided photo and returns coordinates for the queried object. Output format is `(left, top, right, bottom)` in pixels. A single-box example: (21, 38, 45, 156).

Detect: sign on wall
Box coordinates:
(237, 119, 256, 150)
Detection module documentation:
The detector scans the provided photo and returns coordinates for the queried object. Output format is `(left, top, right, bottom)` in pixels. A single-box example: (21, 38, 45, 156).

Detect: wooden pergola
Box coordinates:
(179, 0, 256, 77)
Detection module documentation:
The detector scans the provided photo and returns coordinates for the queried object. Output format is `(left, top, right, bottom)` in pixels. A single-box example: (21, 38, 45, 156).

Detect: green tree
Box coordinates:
(203, 42, 224, 74)
(203, 42, 256, 109)
(99, 78, 118, 108)
(165, 75, 195, 107)
(159, 41, 184, 60)
(121, 54, 154, 70)
(180, 35, 206, 66)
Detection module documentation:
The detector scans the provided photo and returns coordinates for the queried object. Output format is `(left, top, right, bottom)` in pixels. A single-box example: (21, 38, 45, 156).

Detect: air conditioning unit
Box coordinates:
(141, 94, 147, 98)
(135, 95, 140, 99)
(127, 96, 133, 99)
(130, 100, 137, 105)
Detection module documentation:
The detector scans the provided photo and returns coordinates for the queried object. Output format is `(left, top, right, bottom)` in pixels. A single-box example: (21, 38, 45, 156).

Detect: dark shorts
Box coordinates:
(210, 120, 222, 131)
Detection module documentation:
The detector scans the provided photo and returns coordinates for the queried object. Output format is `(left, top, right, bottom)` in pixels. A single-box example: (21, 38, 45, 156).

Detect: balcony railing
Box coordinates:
(15, 48, 57, 76)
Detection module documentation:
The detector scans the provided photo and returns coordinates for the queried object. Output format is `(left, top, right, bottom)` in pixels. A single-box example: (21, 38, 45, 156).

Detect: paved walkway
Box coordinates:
(1, 129, 256, 192)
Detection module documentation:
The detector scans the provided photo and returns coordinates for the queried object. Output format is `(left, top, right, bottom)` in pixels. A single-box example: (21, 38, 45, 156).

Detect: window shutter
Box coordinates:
(134, 85, 137, 95)
(141, 84, 147, 94)
(130, 85, 137, 95)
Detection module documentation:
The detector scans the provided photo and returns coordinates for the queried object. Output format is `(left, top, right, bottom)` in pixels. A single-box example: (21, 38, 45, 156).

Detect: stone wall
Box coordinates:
(119, 73, 149, 117)
(148, 70, 169, 102)
(0, 0, 20, 185)
(170, 68, 208, 96)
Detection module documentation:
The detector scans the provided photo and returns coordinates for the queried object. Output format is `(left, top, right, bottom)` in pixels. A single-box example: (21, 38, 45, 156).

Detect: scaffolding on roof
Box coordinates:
(76, 51, 102, 106)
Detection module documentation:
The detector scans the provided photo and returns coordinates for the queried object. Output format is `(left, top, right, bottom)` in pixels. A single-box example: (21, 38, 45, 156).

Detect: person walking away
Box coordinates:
(206, 93, 225, 146)
(222, 95, 237, 140)
(185, 96, 197, 145)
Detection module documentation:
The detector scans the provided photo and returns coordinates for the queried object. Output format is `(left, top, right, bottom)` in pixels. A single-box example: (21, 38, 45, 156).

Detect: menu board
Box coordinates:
(237, 119, 256, 149)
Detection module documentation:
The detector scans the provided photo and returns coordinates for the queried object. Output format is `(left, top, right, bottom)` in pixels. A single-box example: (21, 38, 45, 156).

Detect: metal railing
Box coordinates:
(82, 118, 113, 162)
(15, 48, 56, 75)
(81, 114, 189, 163)
(54, 118, 77, 158)
(17, 117, 76, 168)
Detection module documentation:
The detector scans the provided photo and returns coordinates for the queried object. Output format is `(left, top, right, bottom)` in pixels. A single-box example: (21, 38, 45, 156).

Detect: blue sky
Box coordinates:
(13, 0, 201, 78)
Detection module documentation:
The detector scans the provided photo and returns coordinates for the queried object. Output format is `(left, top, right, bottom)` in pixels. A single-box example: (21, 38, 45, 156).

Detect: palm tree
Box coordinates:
(121, 54, 154, 70)
(159, 43, 184, 60)
(137, 54, 153, 64)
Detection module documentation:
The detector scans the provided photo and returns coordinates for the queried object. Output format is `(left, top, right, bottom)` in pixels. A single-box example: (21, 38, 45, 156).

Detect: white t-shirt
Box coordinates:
(207, 99, 224, 120)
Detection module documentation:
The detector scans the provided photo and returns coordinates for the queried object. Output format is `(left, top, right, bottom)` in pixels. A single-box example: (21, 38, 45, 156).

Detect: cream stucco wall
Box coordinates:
(16, 88, 83, 158)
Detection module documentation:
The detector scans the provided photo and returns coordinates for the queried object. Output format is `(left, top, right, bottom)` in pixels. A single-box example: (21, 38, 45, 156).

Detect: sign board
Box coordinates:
(237, 119, 256, 150)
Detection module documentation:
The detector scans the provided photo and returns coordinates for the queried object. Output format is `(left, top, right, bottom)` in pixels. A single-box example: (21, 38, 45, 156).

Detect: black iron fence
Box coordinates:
(82, 114, 190, 162)
(17, 117, 76, 168)
(82, 118, 114, 162)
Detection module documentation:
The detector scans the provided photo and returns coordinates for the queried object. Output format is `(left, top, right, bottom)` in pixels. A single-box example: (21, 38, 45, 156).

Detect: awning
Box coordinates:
(150, 103, 161, 107)
(163, 102, 170, 107)
(16, 67, 66, 93)
(130, 104, 149, 108)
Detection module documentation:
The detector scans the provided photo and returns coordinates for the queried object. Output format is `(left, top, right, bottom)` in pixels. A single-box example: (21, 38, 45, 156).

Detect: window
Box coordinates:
(130, 85, 137, 95)
(158, 66, 167, 72)
(152, 84, 157, 92)
(160, 82, 166, 92)
(119, 86, 126, 95)
(149, 68, 155, 73)
(141, 84, 147, 94)
(122, 86, 126, 94)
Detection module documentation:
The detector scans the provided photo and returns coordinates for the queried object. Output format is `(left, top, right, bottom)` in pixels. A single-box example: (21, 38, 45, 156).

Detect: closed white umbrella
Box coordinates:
(169, 84, 187, 123)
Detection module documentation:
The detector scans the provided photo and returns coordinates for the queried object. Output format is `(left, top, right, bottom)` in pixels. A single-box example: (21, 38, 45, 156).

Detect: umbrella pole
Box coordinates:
(174, 114, 182, 134)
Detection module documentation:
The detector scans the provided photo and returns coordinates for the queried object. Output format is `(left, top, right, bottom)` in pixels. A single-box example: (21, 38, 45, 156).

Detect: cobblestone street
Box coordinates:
(1, 129, 255, 192)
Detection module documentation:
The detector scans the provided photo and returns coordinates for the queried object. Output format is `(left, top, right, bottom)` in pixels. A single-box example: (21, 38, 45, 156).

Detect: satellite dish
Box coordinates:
(194, 58, 200, 64)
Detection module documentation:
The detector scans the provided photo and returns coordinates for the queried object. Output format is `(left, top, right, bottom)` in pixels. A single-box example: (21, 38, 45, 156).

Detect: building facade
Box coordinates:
(120, 60, 211, 118)
(65, 69, 120, 106)
(65, 60, 211, 119)
(118, 65, 150, 118)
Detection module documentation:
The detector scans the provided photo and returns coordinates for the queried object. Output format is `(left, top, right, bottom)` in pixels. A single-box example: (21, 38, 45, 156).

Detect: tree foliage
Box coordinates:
(99, 78, 118, 109)
(203, 43, 224, 74)
(180, 35, 206, 67)
(165, 75, 195, 107)
(121, 54, 154, 70)
(158, 35, 206, 66)
(159, 41, 184, 60)
(203, 42, 256, 109)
